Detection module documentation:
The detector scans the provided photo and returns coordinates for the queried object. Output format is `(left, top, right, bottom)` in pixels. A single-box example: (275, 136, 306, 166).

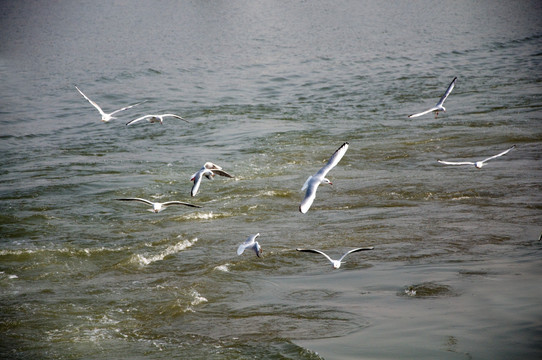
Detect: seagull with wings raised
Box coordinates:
(408, 77, 457, 118)
(299, 142, 349, 214)
(190, 162, 233, 197)
(296, 247, 374, 269)
(126, 114, 188, 126)
(438, 145, 516, 169)
(116, 198, 201, 213)
(237, 233, 262, 258)
(75, 86, 145, 122)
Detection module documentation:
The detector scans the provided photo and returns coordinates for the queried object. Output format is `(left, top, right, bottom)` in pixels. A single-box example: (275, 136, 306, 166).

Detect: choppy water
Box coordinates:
(1, 1, 542, 359)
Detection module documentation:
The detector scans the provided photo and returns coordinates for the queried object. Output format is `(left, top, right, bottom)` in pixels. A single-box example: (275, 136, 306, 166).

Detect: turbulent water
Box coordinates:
(1, 1, 542, 359)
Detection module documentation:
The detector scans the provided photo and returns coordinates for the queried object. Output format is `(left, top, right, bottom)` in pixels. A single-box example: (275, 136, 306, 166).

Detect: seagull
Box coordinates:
(437, 145, 516, 169)
(299, 142, 349, 213)
(116, 198, 201, 213)
(75, 86, 145, 122)
(126, 114, 188, 126)
(190, 162, 233, 197)
(237, 233, 262, 258)
(296, 247, 374, 269)
(408, 77, 457, 118)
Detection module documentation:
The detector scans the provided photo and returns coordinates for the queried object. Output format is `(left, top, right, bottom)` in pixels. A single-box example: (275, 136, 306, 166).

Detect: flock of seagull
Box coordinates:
(76, 77, 517, 269)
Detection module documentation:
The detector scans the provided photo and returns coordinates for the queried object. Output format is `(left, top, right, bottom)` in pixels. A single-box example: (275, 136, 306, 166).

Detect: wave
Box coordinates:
(130, 237, 198, 266)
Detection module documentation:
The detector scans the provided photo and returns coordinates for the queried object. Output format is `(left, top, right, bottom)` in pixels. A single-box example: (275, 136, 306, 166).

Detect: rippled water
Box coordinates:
(1, 1, 542, 359)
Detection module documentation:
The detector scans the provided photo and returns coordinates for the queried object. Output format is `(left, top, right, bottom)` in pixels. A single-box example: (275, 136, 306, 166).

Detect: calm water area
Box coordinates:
(1, 1, 541, 359)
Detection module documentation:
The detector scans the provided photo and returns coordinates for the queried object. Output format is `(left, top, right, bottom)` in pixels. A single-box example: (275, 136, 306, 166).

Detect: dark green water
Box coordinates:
(1, 1, 541, 358)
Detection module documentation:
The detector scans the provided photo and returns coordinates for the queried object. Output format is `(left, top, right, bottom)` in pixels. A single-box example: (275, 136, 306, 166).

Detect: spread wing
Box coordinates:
(408, 107, 438, 118)
(109, 100, 146, 116)
(162, 201, 201, 208)
(76, 86, 106, 116)
(126, 115, 152, 126)
(437, 160, 475, 166)
(212, 169, 233, 178)
(299, 178, 319, 214)
(338, 247, 374, 262)
(436, 76, 457, 107)
(315, 142, 349, 178)
(296, 249, 334, 264)
(162, 114, 189, 123)
(116, 198, 154, 206)
(480, 145, 516, 164)
(191, 171, 203, 197)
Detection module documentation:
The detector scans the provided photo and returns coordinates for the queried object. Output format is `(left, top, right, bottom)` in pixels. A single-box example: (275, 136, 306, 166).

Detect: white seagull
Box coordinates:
(438, 145, 516, 169)
(75, 86, 145, 122)
(190, 162, 233, 197)
(126, 114, 188, 126)
(296, 247, 374, 269)
(237, 233, 262, 258)
(408, 77, 457, 118)
(116, 198, 201, 213)
(300, 142, 349, 214)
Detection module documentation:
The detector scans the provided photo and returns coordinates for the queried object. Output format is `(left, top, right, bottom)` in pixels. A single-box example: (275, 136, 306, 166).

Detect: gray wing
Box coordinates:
(212, 169, 233, 178)
(436, 76, 457, 107)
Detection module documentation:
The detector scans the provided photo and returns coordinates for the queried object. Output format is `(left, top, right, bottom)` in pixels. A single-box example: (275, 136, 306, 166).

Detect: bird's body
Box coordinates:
(296, 247, 374, 269)
(116, 198, 201, 213)
(190, 162, 233, 197)
(408, 77, 457, 118)
(126, 114, 188, 126)
(75, 86, 145, 122)
(237, 233, 262, 258)
(438, 145, 516, 169)
(299, 142, 349, 213)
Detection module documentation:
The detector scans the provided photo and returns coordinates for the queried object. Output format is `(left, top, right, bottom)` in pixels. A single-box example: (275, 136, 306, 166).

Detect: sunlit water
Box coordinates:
(1, 1, 541, 359)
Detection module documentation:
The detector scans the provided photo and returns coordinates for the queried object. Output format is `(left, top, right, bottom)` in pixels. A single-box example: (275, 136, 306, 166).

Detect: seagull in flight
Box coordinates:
(126, 114, 188, 126)
(237, 233, 262, 258)
(438, 145, 516, 169)
(296, 247, 374, 269)
(299, 142, 349, 214)
(75, 86, 145, 122)
(116, 198, 201, 213)
(408, 77, 457, 118)
(190, 162, 233, 197)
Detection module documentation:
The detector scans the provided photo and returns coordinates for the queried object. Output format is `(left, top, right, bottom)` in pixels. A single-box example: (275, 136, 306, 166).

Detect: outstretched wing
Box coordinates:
(437, 160, 475, 166)
(436, 76, 457, 107)
(338, 247, 374, 262)
(296, 248, 334, 264)
(162, 114, 189, 123)
(299, 178, 319, 214)
(480, 145, 516, 164)
(212, 169, 233, 178)
(126, 115, 152, 126)
(408, 107, 438, 118)
(109, 100, 146, 116)
(316, 142, 349, 178)
(191, 171, 203, 197)
(76, 86, 106, 117)
(162, 201, 202, 208)
(237, 234, 259, 255)
(116, 198, 154, 206)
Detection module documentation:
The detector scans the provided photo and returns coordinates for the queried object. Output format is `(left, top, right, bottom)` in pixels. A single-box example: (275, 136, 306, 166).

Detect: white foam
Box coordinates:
(214, 264, 231, 272)
(132, 238, 198, 266)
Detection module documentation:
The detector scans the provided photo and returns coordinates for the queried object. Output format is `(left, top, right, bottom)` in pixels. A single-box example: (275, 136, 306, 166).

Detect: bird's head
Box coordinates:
(322, 178, 332, 186)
